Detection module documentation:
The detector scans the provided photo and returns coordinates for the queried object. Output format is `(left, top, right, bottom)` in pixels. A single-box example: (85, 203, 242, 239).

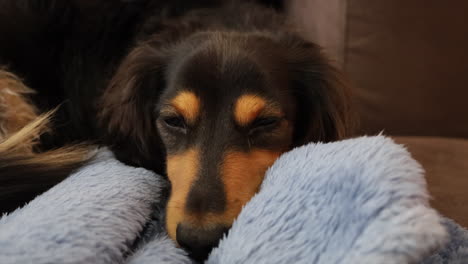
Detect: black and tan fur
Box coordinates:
(0, 0, 353, 261)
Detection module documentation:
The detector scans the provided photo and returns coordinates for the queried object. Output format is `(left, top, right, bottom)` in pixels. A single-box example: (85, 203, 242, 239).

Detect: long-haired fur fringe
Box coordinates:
(0, 71, 92, 214)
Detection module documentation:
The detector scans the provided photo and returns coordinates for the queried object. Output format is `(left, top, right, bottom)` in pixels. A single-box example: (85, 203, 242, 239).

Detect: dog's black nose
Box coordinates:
(176, 223, 229, 262)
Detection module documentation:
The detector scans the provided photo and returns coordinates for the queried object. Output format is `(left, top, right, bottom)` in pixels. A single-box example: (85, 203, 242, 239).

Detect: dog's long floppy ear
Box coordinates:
(98, 44, 167, 172)
(281, 36, 354, 145)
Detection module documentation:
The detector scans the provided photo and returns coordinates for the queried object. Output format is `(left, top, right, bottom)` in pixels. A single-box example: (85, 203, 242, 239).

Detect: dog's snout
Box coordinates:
(186, 184, 225, 213)
(176, 223, 229, 261)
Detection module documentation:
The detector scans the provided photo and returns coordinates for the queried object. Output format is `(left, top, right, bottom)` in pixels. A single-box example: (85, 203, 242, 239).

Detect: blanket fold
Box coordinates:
(207, 136, 447, 264)
(1, 136, 466, 264)
(0, 151, 164, 264)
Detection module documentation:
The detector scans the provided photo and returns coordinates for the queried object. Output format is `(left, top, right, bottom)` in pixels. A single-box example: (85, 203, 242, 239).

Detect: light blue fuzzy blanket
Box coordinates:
(1, 136, 467, 264)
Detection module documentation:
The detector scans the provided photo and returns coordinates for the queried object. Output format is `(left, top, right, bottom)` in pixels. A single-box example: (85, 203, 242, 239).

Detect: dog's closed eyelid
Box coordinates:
(251, 116, 281, 128)
(163, 116, 187, 130)
(247, 117, 284, 136)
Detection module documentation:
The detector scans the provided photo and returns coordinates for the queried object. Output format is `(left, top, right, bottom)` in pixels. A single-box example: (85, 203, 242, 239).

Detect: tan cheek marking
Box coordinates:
(181, 150, 282, 228)
(234, 95, 267, 126)
(170, 91, 200, 124)
(172, 150, 283, 230)
(165, 148, 199, 241)
(217, 149, 282, 225)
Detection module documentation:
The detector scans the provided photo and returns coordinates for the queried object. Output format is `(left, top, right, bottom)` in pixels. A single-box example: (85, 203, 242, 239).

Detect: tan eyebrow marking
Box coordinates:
(234, 94, 282, 126)
(170, 91, 200, 124)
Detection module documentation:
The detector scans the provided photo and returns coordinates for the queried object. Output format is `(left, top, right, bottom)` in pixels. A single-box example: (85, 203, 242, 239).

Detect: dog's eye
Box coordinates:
(163, 116, 186, 130)
(251, 117, 280, 130)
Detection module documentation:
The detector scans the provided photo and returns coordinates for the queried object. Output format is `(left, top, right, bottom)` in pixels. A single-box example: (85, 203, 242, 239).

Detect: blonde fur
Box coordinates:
(0, 70, 93, 214)
(0, 110, 91, 165)
(0, 69, 38, 141)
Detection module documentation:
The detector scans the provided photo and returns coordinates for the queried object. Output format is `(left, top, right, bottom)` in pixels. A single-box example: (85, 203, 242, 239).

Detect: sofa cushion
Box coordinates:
(287, 0, 347, 67)
(394, 136, 468, 227)
(287, 0, 468, 138)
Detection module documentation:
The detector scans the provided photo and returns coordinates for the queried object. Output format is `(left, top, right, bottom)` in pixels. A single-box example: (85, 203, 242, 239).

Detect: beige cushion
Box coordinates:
(394, 136, 468, 227)
(287, 0, 347, 68)
(287, 0, 468, 138)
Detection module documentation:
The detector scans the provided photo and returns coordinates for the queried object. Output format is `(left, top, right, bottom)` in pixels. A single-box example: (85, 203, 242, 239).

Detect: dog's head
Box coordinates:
(100, 31, 352, 260)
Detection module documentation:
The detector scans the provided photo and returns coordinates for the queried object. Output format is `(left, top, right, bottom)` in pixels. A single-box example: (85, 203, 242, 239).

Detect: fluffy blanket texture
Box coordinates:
(1, 136, 467, 264)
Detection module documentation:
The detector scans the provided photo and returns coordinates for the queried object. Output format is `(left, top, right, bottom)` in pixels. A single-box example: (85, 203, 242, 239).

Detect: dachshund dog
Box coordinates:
(0, 0, 353, 260)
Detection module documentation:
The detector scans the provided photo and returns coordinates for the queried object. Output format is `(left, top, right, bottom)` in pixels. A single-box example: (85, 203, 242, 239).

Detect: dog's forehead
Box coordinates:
(172, 55, 282, 102)
(185, 56, 265, 91)
(160, 39, 295, 121)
